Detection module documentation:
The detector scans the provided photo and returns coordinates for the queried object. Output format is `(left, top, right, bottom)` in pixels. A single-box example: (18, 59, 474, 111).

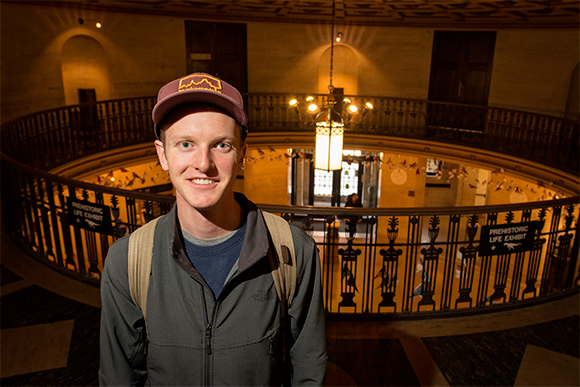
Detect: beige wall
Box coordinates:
(378, 154, 426, 208)
(1, 3, 185, 123)
(2, 2, 578, 125)
(376, 154, 425, 243)
(242, 148, 289, 205)
(485, 172, 559, 205)
(489, 29, 580, 117)
(247, 23, 433, 99)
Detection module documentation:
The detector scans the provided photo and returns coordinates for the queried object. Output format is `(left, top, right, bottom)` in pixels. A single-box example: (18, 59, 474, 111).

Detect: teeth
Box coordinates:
(191, 178, 214, 185)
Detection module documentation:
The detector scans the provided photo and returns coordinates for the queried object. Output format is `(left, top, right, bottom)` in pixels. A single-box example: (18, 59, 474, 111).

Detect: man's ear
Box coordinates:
(155, 140, 169, 171)
(238, 143, 248, 172)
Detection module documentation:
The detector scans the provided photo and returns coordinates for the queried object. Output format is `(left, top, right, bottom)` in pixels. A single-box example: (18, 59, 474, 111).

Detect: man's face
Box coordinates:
(155, 105, 247, 214)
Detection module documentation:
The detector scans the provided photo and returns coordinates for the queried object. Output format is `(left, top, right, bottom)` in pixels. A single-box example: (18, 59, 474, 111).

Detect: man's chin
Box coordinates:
(176, 193, 217, 211)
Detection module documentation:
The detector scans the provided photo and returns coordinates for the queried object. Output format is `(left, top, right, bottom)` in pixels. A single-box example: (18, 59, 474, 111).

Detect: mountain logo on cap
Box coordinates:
(178, 74, 223, 93)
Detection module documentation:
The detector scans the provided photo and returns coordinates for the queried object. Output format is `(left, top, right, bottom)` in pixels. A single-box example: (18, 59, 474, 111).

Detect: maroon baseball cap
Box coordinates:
(152, 72, 247, 139)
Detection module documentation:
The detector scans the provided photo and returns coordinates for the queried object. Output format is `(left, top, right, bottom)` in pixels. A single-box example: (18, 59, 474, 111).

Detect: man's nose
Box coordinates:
(193, 147, 214, 172)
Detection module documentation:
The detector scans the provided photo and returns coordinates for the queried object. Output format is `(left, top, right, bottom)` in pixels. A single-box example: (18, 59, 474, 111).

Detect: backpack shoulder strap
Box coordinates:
(261, 210, 296, 317)
(128, 216, 161, 322)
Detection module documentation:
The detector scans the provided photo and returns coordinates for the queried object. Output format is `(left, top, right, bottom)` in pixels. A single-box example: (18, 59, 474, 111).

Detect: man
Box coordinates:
(344, 193, 362, 238)
(99, 73, 327, 386)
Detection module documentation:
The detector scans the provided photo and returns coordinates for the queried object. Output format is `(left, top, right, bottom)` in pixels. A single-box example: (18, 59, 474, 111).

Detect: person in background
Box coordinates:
(99, 72, 327, 386)
(345, 193, 362, 238)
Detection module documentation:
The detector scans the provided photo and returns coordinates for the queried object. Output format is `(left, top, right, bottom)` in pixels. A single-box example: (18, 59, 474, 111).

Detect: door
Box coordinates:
(185, 21, 248, 94)
(428, 31, 496, 132)
(78, 88, 99, 148)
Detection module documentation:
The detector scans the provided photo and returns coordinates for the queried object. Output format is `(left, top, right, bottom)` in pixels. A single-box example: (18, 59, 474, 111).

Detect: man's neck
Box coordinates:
(176, 196, 243, 239)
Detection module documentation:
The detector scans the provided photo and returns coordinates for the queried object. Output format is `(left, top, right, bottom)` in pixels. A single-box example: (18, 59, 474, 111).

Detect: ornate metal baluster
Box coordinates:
(362, 216, 378, 313)
(377, 216, 403, 313)
(457, 214, 479, 308)
(551, 204, 576, 290)
(37, 178, 55, 261)
(24, 175, 39, 251)
(46, 180, 64, 266)
(417, 215, 443, 311)
(338, 243, 361, 312)
(57, 184, 76, 270)
(69, 186, 86, 275)
(403, 215, 421, 312)
(441, 214, 461, 310)
(509, 209, 531, 301)
(522, 208, 547, 298)
(80, 189, 99, 278)
(477, 212, 496, 306)
(90, 191, 110, 279)
(540, 205, 562, 294)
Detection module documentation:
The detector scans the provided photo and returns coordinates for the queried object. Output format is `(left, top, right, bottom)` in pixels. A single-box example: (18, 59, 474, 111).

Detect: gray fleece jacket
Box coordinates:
(99, 194, 327, 386)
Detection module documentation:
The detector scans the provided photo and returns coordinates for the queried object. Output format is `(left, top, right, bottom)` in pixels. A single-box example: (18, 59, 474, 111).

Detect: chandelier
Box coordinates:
(288, 0, 373, 171)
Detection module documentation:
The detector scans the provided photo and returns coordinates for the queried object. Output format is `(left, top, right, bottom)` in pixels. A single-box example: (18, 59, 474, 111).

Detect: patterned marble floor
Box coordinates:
(1, 231, 578, 386)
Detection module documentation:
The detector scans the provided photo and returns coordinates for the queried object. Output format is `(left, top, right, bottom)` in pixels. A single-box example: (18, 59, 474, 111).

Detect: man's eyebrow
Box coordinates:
(171, 134, 192, 142)
(211, 134, 238, 143)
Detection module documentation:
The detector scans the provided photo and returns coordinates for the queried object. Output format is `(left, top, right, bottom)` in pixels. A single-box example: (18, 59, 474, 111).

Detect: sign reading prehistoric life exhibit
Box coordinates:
(68, 198, 114, 235)
(478, 221, 539, 256)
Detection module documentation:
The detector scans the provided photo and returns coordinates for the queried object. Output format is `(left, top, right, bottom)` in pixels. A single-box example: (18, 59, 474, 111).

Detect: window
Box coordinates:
(314, 169, 333, 196)
(341, 162, 358, 196)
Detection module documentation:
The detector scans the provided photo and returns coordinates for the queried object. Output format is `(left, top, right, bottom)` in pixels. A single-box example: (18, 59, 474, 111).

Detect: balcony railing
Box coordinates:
(1, 95, 578, 317)
(2, 94, 578, 175)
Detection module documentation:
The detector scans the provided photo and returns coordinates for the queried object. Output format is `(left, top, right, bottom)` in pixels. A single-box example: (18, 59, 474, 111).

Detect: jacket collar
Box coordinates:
(170, 192, 270, 277)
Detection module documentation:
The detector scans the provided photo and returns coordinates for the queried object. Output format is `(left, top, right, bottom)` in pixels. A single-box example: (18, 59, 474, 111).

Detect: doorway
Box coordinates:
(78, 88, 99, 149)
(185, 21, 248, 94)
(291, 150, 380, 208)
(428, 31, 496, 132)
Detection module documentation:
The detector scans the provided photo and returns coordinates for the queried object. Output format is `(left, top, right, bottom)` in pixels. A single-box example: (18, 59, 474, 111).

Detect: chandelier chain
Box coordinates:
(329, 0, 335, 93)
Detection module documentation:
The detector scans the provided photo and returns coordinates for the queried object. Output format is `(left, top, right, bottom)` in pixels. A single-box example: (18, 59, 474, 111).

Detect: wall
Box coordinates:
(1, 3, 185, 123)
(379, 154, 426, 208)
(61, 35, 111, 105)
(246, 23, 433, 99)
(485, 171, 559, 205)
(2, 3, 578, 123)
(242, 148, 289, 205)
(490, 29, 579, 117)
(375, 154, 424, 243)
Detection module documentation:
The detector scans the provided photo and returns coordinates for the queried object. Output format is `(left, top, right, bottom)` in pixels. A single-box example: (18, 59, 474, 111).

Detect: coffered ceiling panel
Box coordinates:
(9, 0, 580, 28)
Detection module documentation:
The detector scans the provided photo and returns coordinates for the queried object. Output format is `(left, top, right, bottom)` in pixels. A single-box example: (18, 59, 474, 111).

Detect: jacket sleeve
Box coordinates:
(287, 228, 328, 386)
(99, 236, 148, 386)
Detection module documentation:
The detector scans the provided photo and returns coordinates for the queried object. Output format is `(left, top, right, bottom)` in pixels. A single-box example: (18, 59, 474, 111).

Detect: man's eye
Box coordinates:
(216, 143, 231, 150)
(179, 142, 191, 149)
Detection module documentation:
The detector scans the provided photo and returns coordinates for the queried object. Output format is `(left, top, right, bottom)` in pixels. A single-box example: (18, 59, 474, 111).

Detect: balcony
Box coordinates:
(1, 94, 578, 317)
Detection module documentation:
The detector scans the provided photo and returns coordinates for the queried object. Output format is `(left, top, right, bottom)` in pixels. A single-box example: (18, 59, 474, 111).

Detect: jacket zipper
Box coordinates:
(201, 284, 213, 387)
(205, 324, 212, 355)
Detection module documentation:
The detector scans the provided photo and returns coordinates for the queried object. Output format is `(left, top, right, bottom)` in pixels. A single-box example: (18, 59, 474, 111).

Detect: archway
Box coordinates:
(318, 44, 359, 95)
(61, 35, 110, 105)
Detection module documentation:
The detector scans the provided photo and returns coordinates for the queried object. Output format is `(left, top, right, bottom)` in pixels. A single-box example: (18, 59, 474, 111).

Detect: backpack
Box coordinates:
(127, 210, 296, 326)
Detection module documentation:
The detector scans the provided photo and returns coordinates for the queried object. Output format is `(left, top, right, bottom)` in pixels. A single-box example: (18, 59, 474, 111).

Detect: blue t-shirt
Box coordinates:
(183, 221, 247, 299)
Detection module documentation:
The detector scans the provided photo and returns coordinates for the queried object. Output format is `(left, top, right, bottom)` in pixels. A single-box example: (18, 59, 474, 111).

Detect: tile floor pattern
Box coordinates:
(1, 233, 579, 386)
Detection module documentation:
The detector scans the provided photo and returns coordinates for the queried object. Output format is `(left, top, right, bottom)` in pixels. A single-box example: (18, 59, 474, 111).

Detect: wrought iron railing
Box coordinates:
(2, 94, 578, 175)
(1, 95, 578, 316)
(246, 93, 579, 176)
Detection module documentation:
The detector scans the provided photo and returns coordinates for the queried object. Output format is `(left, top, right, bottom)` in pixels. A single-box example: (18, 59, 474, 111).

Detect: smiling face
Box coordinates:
(155, 104, 247, 219)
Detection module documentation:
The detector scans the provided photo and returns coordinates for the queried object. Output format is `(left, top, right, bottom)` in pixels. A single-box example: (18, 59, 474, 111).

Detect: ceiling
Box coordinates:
(11, 0, 580, 28)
